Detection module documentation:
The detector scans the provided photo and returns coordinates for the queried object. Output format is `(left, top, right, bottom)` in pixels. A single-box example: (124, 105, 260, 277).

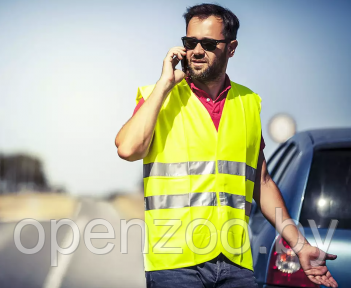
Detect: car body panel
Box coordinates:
(250, 128, 351, 287)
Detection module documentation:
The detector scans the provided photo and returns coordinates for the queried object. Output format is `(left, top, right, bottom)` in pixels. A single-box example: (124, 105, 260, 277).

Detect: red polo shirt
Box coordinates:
(133, 75, 265, 150)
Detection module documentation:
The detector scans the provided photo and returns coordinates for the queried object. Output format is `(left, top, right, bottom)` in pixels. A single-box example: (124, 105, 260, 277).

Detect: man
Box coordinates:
(115, 3, 338, 288)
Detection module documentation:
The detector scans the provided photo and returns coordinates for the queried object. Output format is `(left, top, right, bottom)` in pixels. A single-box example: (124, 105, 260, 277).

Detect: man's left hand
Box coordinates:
(297, 244, 338, 287)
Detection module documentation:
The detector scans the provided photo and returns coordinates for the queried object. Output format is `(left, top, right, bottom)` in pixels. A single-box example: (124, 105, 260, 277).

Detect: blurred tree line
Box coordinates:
(0, 153, 64, 194)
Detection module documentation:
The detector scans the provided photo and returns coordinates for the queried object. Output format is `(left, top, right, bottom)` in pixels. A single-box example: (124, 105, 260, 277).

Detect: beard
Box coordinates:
(188, 49, 227, 84)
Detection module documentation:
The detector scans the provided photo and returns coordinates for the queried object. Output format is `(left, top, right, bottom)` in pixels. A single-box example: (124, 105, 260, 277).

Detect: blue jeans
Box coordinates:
(145, 253, 258, 288)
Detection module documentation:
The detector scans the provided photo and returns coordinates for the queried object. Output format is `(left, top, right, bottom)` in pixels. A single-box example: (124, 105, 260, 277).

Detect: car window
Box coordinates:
(300, 149, 351, 229)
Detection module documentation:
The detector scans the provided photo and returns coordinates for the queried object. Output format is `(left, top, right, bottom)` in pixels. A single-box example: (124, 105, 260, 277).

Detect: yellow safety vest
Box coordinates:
(136, 78, 262, 271)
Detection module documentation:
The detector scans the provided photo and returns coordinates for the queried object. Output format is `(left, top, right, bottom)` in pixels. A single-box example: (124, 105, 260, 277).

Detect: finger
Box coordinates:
(171, 54, 181, 61)
(175, 47, 186, 52)
(167, 52, 178, 62)
(171, 47, 186, 53)
(169, 48, 182, 56)
(321, 280, 331, 287)
(329, 277, 338, 287)
(326, 273, 338, 287)
(320, 275, 332, 287)
(175, 49, 186, 58)
(304, 266, 328, 276)
(171, 56, 180, 67)
(321, 279, 333, 287)
(308, 275, 321, 285)
(329, 278, 338, 288)
(315, 275, 322, 283)
(169, 50, 185, 61)
(325, 253, 337, 260)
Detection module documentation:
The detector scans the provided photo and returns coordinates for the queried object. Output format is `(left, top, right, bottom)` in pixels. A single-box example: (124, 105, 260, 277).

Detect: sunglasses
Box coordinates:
(181, 36, 231, 51)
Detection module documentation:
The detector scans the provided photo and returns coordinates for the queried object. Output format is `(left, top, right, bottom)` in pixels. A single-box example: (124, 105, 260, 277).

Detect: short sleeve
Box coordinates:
(133, 97, 145, 116)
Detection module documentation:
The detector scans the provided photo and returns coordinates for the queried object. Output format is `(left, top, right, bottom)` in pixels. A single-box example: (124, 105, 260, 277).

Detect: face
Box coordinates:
(186, 15, 238, 83)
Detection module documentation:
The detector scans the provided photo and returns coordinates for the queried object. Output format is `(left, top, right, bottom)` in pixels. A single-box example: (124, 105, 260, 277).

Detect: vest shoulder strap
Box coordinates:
(135, 84, 156, 105)
(135, 80, 188, 106)
(231, 81, 262, 114)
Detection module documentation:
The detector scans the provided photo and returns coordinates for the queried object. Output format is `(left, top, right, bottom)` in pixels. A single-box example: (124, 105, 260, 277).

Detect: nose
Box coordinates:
(193, 42, 205, 55)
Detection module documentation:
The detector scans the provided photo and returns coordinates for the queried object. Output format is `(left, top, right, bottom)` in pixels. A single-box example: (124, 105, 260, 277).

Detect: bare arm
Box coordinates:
(253, 151, 338, 287)
(115, 47, 186, 161)
(253, 151, 308, 249)
(115, 80, 171, 161)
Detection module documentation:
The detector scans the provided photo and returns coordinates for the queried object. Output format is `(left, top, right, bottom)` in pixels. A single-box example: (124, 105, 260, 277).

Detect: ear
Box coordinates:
(228, 40, 238, 58)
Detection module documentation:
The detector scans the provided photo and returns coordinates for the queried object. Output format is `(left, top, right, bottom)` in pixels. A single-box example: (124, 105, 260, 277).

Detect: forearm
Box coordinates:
(115, 79, 171, 161)
(258, 178, 310, 253)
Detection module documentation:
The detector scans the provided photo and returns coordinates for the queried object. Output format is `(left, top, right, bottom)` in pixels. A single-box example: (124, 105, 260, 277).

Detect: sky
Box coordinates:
(0, 0, 350, 196)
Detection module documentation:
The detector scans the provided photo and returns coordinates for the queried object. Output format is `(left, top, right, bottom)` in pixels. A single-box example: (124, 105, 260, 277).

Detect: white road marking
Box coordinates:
(42, 202, 84, 288)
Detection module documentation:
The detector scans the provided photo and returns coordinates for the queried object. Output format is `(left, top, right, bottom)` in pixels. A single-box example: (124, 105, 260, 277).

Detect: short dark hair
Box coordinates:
(183, 3, 240, 40)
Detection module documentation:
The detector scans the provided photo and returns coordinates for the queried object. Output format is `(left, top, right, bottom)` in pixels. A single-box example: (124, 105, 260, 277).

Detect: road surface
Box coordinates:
(0, 197, 146, 288)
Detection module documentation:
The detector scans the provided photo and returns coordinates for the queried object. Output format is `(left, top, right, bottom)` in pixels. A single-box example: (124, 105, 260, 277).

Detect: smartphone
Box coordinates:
(181, 54, 189, 76)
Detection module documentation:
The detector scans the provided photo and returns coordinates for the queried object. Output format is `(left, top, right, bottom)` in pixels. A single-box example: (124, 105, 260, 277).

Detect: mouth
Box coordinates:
(192, 60, 207, 67)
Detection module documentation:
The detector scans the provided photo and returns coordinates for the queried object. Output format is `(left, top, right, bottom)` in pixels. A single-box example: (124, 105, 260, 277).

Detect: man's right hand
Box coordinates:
(159, 47, 186, 91)
(115, 47, 187, 161)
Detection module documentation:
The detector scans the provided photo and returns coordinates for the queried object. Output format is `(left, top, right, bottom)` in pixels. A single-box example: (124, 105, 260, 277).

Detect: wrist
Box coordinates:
(295, 241, 311, 257)
(157, 77, 174, 93)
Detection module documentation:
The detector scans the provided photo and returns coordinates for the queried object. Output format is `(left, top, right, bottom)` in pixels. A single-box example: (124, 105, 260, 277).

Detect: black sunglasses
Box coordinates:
(181, 36, 232, 51)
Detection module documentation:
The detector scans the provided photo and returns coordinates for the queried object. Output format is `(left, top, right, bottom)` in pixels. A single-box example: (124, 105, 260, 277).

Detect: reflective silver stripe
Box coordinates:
(219, 192, 252, 216)
(145, 192, 217, 211)
(217, 160, 256, 182)
(143, 161, 216, 178)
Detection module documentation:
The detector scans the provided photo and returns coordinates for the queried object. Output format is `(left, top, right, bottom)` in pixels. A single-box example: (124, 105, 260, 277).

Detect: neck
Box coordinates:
(191, 73, 226, 101)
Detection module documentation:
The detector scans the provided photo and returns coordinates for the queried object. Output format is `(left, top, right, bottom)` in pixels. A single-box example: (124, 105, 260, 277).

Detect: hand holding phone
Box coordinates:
(160, 47, 187, 90)
(172, 52, 188, 80)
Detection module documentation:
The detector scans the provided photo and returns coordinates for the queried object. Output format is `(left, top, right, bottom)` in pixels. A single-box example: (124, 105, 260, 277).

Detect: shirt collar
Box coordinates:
(185, 74, 232, 102)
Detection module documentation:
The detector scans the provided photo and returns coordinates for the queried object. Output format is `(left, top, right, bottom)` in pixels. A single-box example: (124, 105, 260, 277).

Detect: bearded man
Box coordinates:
(115, 3, 338, 288)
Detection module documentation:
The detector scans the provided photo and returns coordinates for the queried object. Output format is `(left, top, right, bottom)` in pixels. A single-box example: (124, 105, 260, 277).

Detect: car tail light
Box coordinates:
(266, 236, 319, 287)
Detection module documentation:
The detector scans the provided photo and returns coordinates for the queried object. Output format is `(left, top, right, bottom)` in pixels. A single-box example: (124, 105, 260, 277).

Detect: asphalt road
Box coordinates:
(0, 198, 146, 288)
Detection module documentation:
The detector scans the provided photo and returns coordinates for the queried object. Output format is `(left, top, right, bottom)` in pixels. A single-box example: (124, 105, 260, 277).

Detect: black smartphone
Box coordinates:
(181, 54, 188, 75)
